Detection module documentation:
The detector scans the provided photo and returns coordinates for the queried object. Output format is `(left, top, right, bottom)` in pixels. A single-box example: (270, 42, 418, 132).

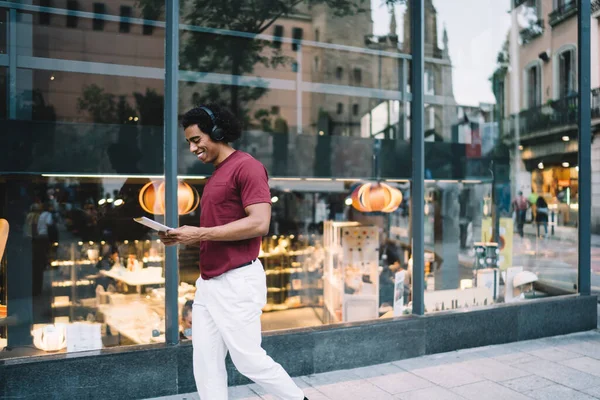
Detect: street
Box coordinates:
(467, 223, 600, 294)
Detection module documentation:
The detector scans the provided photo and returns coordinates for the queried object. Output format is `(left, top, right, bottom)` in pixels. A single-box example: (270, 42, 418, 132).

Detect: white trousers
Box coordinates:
(192, 259, 304, 400)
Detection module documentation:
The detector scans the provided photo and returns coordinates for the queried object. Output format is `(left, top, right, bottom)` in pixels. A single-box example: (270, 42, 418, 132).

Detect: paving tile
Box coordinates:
(405, 364, 485, 388)
(352, 363, 405, 379)
(301, 370, 359, 386)
(394, 386, 466, 400)
(392, 351, 472, 371)
(524, 384, 598, 400)
(350, 362, 433, 394)
(303, 379, 395, 400)
(499, 375, 555, 393)
(457, 358, 531, 382)
(493, 352, 542, 365)
(504, 339, 554, 353)
(249, 378, 329, 400)
(514, 360, 599, 390)
(582, 386, 600, 397)
(451, 380, 531, 400)
(527, 347, 581, 362)
(561, 357, 600, 378)
(230, 385, 261, 399)
(550, 339, 600, 360)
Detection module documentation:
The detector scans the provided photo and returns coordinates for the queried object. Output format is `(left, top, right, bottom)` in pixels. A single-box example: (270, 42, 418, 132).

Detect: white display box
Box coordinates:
(323, 221, 379, 323)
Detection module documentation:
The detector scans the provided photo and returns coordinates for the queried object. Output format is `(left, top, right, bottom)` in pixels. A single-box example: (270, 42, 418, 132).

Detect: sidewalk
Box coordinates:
(473, 223, 600, 247)
(147, 330, 600, 400)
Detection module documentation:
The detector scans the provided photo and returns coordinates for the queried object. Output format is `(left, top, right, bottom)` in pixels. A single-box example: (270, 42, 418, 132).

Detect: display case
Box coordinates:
(44, 238, 167, 347)
(323, 221, 379, 323)
(259, 235, 324, 312)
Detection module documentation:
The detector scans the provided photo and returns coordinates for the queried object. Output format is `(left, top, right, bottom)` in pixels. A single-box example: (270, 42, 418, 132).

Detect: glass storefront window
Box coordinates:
(0, 1, 166, 359)
(0, 0, 591, 361)
(423, 0, 580, 314)
(175, 1, 414, 334)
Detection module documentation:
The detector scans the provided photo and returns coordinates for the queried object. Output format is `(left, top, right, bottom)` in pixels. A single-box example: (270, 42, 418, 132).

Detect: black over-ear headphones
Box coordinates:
(199, 106, 225, 142)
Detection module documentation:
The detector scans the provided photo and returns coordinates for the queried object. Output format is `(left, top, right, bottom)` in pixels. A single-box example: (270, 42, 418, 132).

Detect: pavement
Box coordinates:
(145, 224, 600, 400)
(148, 330, 600, 399)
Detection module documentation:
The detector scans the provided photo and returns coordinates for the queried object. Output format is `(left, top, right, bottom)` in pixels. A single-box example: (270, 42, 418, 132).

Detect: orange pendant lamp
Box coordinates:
(350, 182, 402, 213)
(139, 180, 200, 215)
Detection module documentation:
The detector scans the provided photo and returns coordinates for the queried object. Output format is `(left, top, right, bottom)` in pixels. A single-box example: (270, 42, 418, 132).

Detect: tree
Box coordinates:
(77, 84, 136, 124)
(134, 89, 164, 127)
(78, 85, 166, 126)
(136, 0, 404, 126)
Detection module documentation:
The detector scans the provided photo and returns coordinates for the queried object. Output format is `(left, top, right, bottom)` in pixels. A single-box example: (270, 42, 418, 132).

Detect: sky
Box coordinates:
(371, 0, 512, 106)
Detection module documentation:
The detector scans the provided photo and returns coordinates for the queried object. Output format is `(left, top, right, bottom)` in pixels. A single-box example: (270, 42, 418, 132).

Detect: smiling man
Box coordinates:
(159, 105, 307, 400)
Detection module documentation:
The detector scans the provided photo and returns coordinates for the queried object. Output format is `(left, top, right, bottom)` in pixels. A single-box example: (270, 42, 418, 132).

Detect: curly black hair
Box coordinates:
(181, 104, 242, 143)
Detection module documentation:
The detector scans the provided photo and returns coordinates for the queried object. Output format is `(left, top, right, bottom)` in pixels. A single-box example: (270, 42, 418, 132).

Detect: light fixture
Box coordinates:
(319, 131, 325, 136)
(538, 162, 544, 169)
(106, 198, 114, 203)
(562, 162, 570, 168)
(78, 241, 83, 246)
(139, 180, 200, 215)
(350, 182, 403, 213)
(576, 166, 579, 171)
(518, 145, 523, 150)
(50, 76, 55, 81)
(345, 198, 353, 206)
(134, 117, 139, 122)
(98, 199, 106, 206)
(128, 116, 133, 121)
(271, 196, 279, 203)
(562, 136, 570, 142)
(114, 199, 124, 206)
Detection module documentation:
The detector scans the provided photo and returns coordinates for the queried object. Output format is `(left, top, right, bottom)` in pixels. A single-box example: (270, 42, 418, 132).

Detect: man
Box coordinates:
(159, 105, 307, 400)
(512, 191, 529, 238)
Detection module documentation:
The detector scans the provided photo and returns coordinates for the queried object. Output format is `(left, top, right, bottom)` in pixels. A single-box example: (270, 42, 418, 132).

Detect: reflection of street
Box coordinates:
(464, 223, 600, 294)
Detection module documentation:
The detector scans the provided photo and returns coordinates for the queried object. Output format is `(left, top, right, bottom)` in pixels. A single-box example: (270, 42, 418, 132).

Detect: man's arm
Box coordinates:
(158, 202, 271, 246)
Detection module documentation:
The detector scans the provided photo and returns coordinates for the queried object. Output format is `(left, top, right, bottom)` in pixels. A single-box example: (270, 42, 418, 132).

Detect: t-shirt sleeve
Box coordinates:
(237, 159, 272, 208)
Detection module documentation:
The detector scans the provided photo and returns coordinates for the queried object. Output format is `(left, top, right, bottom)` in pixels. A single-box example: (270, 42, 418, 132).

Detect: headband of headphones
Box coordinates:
(199, 106, 225, 142)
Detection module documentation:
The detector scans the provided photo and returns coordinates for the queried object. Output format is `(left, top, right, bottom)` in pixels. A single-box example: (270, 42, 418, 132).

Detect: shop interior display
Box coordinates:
(323, 221, 380, 323)
(22, 232, 326, 351)
(259, 235, 324, 312)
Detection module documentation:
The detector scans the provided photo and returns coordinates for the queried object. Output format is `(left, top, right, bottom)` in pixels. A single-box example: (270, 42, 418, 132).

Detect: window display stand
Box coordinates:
(323, 221, 379, 323)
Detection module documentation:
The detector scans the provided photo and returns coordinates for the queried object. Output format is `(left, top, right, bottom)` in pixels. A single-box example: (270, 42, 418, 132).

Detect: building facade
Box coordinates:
(503, 0, 600, 230)
(0, 1, 596, 398)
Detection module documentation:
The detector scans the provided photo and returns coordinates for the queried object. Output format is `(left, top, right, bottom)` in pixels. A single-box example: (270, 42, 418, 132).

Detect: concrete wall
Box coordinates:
(1, 295, 596, 399)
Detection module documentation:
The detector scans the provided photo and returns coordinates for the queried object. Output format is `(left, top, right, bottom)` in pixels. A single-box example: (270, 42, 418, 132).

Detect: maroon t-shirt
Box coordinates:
(199, 151, 271, 279)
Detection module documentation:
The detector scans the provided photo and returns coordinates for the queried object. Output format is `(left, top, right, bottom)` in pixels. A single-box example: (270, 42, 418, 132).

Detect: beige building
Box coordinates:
(503, 0, 600, 229)
(25, 0, 458, 142)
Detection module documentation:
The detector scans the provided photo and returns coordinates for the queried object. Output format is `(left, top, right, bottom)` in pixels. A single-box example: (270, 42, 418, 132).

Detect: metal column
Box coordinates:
(410, 0, 425, 315)
(296, 44, 303, 134)
(578, 0, 591, 296)
(164, 0, 180, 344)
(8, 8, 16, 119)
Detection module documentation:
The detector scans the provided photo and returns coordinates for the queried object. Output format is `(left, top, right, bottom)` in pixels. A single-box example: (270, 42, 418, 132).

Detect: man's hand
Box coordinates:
(158, 226, 208, 246)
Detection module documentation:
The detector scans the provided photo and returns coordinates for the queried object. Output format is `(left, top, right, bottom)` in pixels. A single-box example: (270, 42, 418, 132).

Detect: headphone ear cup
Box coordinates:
(211, 127, 225, 142)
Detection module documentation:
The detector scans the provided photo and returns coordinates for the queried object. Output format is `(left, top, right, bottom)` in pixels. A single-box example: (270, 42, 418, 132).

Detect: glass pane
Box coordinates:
(0, 68, 6, 120)
(424, 0, 580, 314)
(0, 2, 165, 359)
(177, 0, 413, 335)
(0, 9, 6, 55)
(25, 1, 165, 67)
